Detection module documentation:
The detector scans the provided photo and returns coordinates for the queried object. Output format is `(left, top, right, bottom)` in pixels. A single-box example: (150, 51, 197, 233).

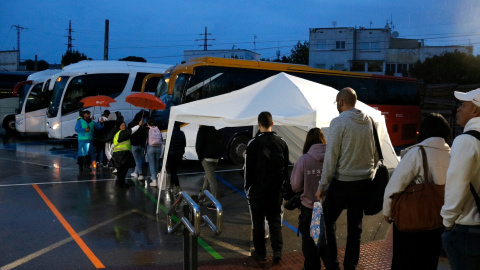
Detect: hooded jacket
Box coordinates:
(318, 108, 378, 191)
(291, 143, 327, 209)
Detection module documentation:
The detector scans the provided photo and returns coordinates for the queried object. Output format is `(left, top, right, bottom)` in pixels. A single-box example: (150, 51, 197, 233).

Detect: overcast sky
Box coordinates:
(1, 0, 479, 65)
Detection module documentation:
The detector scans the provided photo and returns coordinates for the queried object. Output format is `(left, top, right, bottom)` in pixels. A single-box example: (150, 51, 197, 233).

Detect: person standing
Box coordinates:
(195, 125, 224, 207)
(94, 110, 111, 167)
(315, 87, 378, 270)
(128, 111, 148, 182)
(383, 113, 451, 270)
(146, 118, 164, 187)
(111, 120, 142, 188)
(290, 127, 327, 270)
(75, 110, 103, 172)
(441, 89, 480, 270)
(244, 111, 289, 263)
(167, 122, 186, 195)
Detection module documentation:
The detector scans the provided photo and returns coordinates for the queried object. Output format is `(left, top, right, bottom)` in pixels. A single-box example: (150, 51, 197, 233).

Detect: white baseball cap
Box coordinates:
(454, 89, 480, 107)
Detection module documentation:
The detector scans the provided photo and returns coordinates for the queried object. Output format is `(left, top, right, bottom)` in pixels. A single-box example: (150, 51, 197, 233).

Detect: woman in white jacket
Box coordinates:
(383, 113, 451, 270)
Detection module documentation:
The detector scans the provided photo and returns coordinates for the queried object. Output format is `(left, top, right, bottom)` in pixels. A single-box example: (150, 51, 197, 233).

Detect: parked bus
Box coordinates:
(45, 61, 170, 139)
(0, 71, 32, 132)
(143, 57, 420, 163)
(14, 70, 61, 134)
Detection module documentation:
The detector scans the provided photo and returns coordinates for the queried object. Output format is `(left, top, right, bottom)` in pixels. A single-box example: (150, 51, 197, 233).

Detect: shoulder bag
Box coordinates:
(390, 146, 444, 232)
(364, 117, 390, 216)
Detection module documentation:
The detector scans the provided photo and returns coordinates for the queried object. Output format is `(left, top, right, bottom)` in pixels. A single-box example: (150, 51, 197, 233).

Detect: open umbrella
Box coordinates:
(80, 95, 117, 118)
(125, 93, 166, 110)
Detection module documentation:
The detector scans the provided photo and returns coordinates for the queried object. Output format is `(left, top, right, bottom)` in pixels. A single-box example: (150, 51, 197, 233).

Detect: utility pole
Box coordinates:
(66, 20, 74, 52)
(254, 35, 257, 52)
(196, 27, 215, 51)
(11, 24, 27, 68)
(104, 19, 109, 60)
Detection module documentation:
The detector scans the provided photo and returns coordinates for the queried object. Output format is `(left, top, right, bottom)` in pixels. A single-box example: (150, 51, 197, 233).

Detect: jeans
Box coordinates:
(322, 178, 370, 270)
(249, 195, 283, 255)
(200, 159, 218, 198)
(131, 145, 144, 175)
(442, 225, 480, 270)
(147, 145, 163, 181)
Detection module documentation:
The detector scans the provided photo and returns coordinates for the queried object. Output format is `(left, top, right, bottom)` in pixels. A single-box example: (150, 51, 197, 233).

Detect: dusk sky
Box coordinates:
(1, 0, 479, 66)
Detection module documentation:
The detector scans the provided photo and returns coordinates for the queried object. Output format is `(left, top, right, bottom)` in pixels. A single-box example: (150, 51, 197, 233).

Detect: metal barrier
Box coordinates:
(166, 190, 223, 270)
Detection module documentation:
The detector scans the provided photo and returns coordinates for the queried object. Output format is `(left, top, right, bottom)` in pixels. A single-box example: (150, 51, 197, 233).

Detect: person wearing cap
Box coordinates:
(441, 89, 480, 270)
(75, 110, 104, 172)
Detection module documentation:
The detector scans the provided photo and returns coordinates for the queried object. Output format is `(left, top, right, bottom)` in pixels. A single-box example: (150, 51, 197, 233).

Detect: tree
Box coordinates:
(61, 50, 88, 67)
(22, 59, 50, 71)
(289, 41, 309, 65)
(410, 50, 480, 84)
(118, 56, 147, 62)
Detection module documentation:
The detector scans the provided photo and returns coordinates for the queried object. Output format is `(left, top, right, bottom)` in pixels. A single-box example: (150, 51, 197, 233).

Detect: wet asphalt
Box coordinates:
(0, 130, 389, 270)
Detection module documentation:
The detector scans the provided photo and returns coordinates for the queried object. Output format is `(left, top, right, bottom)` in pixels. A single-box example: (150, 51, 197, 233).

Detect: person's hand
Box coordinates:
(99, 118, 104, 123)
(315, 189, 324, 202)
(85, 127, 90, 132)
(138, 119, 143, 126)
(384, 215, 392, 224)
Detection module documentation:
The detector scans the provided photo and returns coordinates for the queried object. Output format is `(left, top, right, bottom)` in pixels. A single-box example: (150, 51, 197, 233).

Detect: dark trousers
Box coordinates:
(167, 153, 183, 186)
(299, 205, 325, 270)
(116, 166, 129, 186)
(248, 195, 283, 255)
(323, 178, 370, 270)
(392, 224, 442, 270)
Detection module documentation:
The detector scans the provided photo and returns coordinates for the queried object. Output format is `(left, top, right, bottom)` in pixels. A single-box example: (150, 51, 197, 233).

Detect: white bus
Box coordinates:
(0, 71, 32, 132)
(45, 60, 170, 139)
(15, 70, 61, 134)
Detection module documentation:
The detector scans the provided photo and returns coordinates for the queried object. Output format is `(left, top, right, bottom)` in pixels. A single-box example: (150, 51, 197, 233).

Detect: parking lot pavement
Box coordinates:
(0, 132, 450, 269)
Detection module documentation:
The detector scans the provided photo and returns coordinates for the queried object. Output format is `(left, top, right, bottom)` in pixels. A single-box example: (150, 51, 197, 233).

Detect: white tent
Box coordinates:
(157, 73, 399, 210)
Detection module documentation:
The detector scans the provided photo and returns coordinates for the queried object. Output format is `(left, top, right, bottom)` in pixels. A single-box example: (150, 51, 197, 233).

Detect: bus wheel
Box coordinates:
(3, 115, 16, 133)
(229, 135, 250, 165)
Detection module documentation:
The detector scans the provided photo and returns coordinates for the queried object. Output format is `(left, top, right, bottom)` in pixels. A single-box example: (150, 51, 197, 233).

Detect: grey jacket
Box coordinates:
(318, 108, 378, 191)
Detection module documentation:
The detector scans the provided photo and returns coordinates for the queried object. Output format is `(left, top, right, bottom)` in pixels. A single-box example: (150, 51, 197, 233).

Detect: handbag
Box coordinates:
(284, 192, 302, 210)
(390, 146, 445, 232)
(364, 117, 390, 216)
(310, 201, 326, 246)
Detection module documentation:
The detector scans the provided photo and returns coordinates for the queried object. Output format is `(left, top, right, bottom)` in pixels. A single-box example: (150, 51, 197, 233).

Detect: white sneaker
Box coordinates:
(131, 172, 138, 178)
(150, 180, 157, 187)
(138, 175, 144, 181)
(112, 169, 117, 174)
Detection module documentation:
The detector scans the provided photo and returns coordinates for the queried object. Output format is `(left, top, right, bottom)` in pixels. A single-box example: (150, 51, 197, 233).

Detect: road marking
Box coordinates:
(0, 211, 134, 270)
(32, 184, 105, 269)
(0, 179, 115, 187)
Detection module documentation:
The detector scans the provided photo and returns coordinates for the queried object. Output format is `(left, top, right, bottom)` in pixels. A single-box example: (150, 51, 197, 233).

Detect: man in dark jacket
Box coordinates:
(244, 111, 289, 263)
(167, 122, 186, 195)
(128, 110, 148, 181)
(195, 125, 224, 207)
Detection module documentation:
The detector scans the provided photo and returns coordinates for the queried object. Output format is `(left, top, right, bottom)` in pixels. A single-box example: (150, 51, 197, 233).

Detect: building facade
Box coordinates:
(183, 49, 261, 62)
(309, 26, 473, 76)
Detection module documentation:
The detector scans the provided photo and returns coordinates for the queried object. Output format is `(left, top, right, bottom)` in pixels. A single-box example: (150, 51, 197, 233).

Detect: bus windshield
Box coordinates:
(155, 74, 170, 98)
(47, 76, 69, 118)
(16, 83, 33, 114)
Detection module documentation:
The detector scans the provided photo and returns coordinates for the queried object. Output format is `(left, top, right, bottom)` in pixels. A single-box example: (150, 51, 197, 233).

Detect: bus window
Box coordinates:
(17, 83, 33, 114)
(155, 74, 169, 98)
(132, 72, 160, 93)
(172, 74, 189, 105)
(48, 76, 70, 118)
(25, 83, 51, 113)
(62, 73, 128, 115)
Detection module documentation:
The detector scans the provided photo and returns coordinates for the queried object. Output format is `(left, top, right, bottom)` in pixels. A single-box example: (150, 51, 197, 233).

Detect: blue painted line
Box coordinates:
(216, 175, 299, 235)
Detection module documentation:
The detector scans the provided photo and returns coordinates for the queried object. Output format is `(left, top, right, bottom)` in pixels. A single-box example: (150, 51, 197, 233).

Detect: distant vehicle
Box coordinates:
(15, 70, 61, 134)
(45, 60, 170, 139)
(142, 57, 421, 164)
(0, 71, 32, 132)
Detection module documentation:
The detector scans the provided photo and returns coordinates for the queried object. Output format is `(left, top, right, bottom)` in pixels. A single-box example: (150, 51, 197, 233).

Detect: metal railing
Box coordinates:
(166, 190, 223, 270)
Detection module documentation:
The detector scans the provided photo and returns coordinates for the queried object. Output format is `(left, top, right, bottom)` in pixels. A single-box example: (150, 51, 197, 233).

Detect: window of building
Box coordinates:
(350, 61, 365, 72)
(316, 63, 326, 69)
(316, 39, 327, 50)
(334, 64, 345, 71)
(368, 62, 383, 72)
(386, 64, 396, 75)
(335, 41, 346, 50)
(397, 64, 408, 74)
(360, 41, 380, 50)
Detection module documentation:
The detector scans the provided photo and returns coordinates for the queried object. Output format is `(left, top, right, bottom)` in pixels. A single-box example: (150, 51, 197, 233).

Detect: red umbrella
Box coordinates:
(125, 93, 166, 110)
(80, 95, 116, 107)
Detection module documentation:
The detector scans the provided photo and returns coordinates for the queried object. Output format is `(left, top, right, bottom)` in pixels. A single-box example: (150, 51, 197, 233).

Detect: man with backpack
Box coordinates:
(244, 111, 289, 263)
(441, 89, 480, 269)
(195, 125, 225, 208)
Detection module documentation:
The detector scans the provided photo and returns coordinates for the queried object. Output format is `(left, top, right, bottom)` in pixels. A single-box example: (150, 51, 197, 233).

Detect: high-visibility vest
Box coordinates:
(78, 119, 94, 141)
(113, 130, 131, 152)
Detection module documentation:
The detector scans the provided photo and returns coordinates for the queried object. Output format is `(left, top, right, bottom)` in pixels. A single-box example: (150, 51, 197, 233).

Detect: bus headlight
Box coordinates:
(52, 123, 60, 130)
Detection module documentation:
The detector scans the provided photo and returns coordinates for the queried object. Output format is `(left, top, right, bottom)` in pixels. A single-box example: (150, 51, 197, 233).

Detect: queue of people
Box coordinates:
(74, 86, 480, 269)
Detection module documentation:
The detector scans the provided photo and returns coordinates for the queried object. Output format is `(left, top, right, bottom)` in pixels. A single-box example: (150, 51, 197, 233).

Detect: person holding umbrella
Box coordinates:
(111, 119, 143, 188)
(75, 110, 104, 172)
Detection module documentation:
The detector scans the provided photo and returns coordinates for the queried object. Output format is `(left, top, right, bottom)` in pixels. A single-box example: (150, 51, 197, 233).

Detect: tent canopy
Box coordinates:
(158, 73, 399, 194)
